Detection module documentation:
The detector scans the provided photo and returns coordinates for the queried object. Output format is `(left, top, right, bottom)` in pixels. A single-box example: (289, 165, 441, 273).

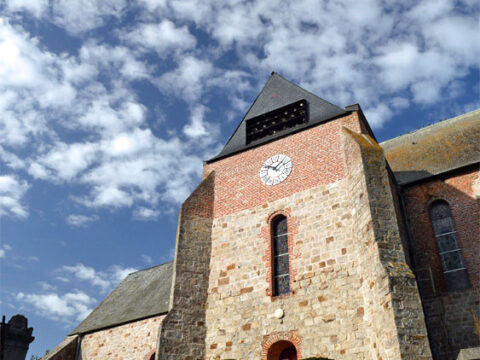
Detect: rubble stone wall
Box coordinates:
(156, 173, 215, 360)
(78, 315, 164, 360)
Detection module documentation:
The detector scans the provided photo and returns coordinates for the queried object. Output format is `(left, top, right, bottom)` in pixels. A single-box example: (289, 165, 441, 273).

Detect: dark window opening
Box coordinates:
(246, 99, 308, 145)
(430, 200, 470, 291)
(272, 215, 290, 296)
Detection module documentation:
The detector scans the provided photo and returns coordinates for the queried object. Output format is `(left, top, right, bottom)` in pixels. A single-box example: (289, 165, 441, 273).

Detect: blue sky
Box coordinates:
(0, 0, 478, 357)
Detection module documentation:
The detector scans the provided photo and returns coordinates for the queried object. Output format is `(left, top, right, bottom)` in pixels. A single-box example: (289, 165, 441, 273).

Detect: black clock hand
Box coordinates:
(273, 162, 283, 170)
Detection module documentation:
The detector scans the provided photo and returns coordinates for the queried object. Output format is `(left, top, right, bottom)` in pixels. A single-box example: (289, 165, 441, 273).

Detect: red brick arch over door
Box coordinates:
(261, 330, 301, 360)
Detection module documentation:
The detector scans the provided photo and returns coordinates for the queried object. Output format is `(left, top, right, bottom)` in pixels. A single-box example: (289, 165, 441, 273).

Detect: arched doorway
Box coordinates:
(267, 340, 298, 360)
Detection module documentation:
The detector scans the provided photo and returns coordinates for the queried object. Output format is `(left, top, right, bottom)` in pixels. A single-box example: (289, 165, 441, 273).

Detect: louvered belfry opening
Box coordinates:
(245, 99, 308, 145)
(429, 200, 470, 291)
(272, 215, 290, 296)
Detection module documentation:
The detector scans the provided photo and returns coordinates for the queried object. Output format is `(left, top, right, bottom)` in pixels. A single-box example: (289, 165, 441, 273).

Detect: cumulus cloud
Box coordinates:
(0, 175, 29, 218)
(122, 20, 196, 56)
(51, 0, 127, 35)
(4, 0, 49, 18)
(17, 291, 96, 322)
(61, 263, 137, 293)
(134, 207, 160, 221)
(156, 56, 214, 102)
(1, 0, 478, 221)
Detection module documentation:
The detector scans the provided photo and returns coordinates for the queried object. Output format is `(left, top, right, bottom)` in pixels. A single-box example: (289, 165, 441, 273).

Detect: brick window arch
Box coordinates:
(144, 350, 156, 360)
(272, 215, 290, 296)
(429, 200, 470, 291)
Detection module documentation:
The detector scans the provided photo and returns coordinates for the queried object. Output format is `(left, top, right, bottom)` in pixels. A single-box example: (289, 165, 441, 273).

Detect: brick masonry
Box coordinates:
(403, 168, 480, 359)
(78, 315, 164, 360)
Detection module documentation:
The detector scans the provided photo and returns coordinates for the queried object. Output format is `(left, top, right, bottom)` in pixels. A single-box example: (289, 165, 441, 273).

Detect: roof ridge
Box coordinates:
(271, 72, 345, 112)
(207, 72, 347, 162)
(381, 108, 480, 145)
(128, 260, 173, 276)
(208, 72, 276, 157)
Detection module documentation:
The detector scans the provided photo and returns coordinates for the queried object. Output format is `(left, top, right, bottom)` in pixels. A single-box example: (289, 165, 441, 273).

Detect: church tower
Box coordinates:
(157, 73, 432, 360)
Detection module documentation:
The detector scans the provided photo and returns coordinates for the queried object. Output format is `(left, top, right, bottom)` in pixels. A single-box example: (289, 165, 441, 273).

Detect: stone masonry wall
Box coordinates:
(156, 172, 215, 360)
(203, 114, 366, 359)
(201, 112, 430, 359)
(78, 315, 164, 360)
(342, 127, 432, 360)
(205, 178, 370, 359)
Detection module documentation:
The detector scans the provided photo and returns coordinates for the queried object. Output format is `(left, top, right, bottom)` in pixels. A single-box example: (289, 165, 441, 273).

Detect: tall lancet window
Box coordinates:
(430, 200, 470, 291)
(272, 215, 290, 296)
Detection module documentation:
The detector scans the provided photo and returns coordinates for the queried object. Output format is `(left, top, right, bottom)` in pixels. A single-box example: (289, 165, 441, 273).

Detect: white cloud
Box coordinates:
(17, 291, 96, 322)
(0, 175, 29, 218)
(134, 207, 160, 221)
(157, 56, 214, 102)
(0, 244, 12, 259)
(5, 0, 49, 18)
(110, 265, 137, 284)
(1, 0, 478, 222)
(62, 264, 111, 291)
(60, 263, 137, 293)
(78, 42, 149, 81)
(30, 142, 98, 181)
(141, 254, 153, 264)
(122, 20, 196, 56)
(51, 0, 127, 35)
(66, 214, 99, 227)
(183, 105, 209, 139)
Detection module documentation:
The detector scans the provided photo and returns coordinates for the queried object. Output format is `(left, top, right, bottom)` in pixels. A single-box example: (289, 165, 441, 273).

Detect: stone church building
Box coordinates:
(45, 73, 479, 360)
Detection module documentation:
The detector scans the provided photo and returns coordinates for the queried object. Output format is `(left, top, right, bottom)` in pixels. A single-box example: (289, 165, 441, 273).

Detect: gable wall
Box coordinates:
(78, 314, 164, 360)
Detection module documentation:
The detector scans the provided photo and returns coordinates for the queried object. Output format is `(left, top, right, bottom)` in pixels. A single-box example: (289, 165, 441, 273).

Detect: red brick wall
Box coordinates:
(203, 113, 363, 218)
(403, 169, 480, 293)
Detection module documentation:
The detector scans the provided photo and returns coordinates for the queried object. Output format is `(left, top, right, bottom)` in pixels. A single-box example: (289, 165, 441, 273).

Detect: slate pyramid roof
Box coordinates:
(207, 73, 348, 162)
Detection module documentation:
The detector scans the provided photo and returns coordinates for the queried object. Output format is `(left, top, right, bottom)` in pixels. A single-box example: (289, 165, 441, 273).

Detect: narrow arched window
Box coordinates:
(430, 200, 470, 291)
(272, 215, 290, 296)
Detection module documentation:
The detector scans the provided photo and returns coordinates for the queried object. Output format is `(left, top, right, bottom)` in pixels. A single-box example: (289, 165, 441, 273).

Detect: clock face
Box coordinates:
(260, 154, 293, 185)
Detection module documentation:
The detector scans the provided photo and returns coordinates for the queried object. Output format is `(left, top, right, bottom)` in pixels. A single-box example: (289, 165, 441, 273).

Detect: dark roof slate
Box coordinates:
(207, 73, 347, 162)
(381, 109, 480, 185)
(70, 261, 173, 334)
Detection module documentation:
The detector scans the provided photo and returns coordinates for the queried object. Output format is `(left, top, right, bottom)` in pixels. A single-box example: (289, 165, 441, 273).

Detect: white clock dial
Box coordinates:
(260, 154, 293, 186)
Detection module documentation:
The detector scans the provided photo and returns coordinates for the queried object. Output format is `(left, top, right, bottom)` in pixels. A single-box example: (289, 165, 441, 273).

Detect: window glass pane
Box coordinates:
(274, 254, 289, 275)
(274, 217, 287, 235)
(272, 215, 290, 296)
(432, 217, 455, 235)
(440, 250, 464, 272)
(436, 233, 460, 253)
(430, 202, 451, 221)
(274, 234, 288, 255)
(274, 275, 290, 295)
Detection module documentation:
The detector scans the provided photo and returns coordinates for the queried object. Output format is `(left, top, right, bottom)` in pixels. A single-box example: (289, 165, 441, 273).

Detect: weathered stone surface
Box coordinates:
(156, 172, 215, 360)
(80, 315, 163, 360)
(1, 315, 34, 360)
